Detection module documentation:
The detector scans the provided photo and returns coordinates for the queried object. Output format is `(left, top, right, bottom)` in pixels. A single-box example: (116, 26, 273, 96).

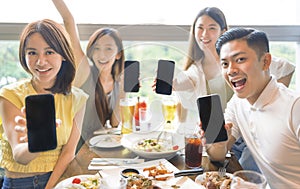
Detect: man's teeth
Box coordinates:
(232, 79, 246, 87)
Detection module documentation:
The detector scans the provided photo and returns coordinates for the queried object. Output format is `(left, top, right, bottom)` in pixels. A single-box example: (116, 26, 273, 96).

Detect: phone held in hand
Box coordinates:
(197, 94, 228, 144)
(155, 59, 175, 95)
(25, 94, 57, 152)
(124, 60, 140, 92)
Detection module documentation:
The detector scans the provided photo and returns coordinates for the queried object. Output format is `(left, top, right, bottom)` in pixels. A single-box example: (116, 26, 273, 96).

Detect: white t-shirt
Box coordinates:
(225, 77, 300, 189)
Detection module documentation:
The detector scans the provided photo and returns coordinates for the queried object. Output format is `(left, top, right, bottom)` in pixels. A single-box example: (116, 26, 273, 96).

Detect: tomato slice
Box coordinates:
(172, 145, 179, 150)
(72, 177, 81, 184)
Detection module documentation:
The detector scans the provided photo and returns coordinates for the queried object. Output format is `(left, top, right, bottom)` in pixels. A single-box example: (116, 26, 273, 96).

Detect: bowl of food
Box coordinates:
(121, 131, 184, 160)
(121, 168, 140, 178)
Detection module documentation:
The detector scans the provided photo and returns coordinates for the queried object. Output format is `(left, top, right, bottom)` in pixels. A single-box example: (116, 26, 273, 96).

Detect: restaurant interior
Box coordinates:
(0, 0, 299, 188)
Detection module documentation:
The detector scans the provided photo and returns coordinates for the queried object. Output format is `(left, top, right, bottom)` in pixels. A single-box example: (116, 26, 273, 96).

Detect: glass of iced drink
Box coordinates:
(184, 133, 203, 168)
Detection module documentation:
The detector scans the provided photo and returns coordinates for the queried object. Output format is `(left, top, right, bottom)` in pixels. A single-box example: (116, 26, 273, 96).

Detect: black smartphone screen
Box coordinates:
(197, 94, 228, 144)
(155, 59, 175, 95)
(25, 94, 57, 152)
(124, 60, 140, 92)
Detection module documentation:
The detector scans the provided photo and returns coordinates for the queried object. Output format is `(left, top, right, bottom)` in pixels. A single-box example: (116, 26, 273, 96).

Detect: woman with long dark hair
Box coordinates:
(52, 0, 125, 150)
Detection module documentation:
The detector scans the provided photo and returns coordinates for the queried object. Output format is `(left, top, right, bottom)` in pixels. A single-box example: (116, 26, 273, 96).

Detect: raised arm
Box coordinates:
(277, 71, 294, 87)
(52, 0, 85, 66)
(52, 0, 90, 87)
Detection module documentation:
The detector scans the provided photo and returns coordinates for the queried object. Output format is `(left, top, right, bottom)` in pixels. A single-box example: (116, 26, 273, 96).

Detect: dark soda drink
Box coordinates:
(185, 135, 203, 168)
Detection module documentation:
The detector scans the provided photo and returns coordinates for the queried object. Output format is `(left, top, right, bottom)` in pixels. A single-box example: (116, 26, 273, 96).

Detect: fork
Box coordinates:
(156, 130, 165, 143)
(218, 159, 229, 177)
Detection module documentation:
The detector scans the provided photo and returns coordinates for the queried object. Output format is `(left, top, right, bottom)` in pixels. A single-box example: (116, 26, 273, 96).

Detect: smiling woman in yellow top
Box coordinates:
(0, 19, 88, 189)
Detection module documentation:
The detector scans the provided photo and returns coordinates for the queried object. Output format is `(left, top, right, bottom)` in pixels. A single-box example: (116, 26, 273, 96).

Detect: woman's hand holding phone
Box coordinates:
(14, 108, 27, 143)
(14, 107, 62, 144)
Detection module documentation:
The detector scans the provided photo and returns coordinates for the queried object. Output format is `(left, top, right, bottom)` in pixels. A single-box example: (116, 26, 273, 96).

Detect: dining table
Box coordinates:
(57, 131, 243, 186)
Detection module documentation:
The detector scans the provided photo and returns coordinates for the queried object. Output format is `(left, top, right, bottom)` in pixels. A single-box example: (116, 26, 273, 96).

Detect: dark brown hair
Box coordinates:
(19, 19, 75, 94)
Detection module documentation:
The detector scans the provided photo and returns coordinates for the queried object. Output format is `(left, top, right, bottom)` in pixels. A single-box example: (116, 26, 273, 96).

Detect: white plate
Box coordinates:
(195, 171, 233, 188)
(89, 135, 122, 148)
(54, 174, 100, 189)
(121, 131, 184, 160)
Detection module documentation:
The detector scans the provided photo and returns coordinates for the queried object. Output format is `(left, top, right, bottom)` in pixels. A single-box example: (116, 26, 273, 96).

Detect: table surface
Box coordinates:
(58, 137, 243, 185)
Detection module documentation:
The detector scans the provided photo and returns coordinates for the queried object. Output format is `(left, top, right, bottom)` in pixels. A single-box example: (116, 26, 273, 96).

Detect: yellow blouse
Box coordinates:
(0, 79, 88, 173)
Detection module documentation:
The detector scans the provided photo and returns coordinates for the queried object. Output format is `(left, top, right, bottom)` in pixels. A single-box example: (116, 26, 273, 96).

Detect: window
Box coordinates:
(1, 0, 299, 91)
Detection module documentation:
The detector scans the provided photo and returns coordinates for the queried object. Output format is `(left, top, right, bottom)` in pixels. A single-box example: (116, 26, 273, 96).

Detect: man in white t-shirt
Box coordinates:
(207, 27, 300, 189)
(231, 55, 295, 172)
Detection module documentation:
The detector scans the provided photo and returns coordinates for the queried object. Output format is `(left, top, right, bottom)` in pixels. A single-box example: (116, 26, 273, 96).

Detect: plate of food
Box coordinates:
(100, 158, 202, 189)
(195, 171, 233, 189)
(121, 131, 184, 159)
(54, 174, 101, 189)
(89, 134, 122, 148)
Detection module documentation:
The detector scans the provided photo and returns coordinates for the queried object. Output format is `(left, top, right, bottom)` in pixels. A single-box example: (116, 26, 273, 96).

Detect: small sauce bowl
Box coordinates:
(121, 168, 140, 178)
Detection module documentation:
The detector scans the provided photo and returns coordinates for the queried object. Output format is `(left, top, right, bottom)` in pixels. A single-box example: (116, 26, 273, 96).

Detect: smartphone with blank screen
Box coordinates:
(197, 94, 228, 144)
(124, 60, 140, 92)
(155, 59, 175, 95)
(25, 94, 57, 152)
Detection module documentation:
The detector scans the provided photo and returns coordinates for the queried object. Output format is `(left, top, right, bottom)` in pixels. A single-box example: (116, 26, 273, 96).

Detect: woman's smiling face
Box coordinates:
(194, 15, 224, 53)
(220, 39, 271, 104)
(92, 34, 120, 71)
(25, 32, 63, 90)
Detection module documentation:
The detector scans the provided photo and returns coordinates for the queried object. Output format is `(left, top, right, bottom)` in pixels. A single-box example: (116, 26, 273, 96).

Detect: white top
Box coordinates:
(174, 61, 232, 111)
(270, 56, 295, 79)
(225, 77, 300, 189)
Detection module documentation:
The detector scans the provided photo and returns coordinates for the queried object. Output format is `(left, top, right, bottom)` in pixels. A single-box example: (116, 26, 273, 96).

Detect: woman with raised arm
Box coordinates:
(174, 7, 295, 112)
(174, 7, 295, 172)
(52, 0, 125, 150)
(173, 7, 233, 112)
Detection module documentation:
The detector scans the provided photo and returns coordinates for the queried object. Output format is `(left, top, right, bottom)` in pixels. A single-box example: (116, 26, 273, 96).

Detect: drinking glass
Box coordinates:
(134, 96, 148, 131)
(100, 176, 127, 189)
(161, 95, 178, 130)
(120, 98, 135, 134)
(230, 170, 267, 189)
(185, 133, 203, 168)
(138, 107, 152, 132)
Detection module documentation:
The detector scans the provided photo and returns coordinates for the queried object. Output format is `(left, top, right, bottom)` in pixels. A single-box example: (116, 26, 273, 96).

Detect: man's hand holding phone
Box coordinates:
(197, 94, 228, 144)
(197, 94, 230, 161)
(198, 120, 233, 162)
